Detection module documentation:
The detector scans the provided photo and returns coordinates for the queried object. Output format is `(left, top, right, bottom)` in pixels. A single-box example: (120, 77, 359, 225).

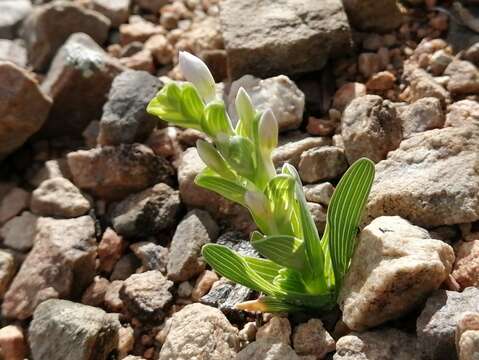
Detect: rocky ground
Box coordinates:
(0, 0, 479, 359)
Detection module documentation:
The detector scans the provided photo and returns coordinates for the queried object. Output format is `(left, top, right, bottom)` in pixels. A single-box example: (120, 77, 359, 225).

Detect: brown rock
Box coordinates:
(0, 187, 29, 225)
(67, 143, 174, 200)
(399, 97, 445, 138)
(104, 280, 124, 313)
(120, 49, 155, 73)
(0, 61, 51, 159)
(0, 39, 27, 67)
(358, 53, 381, 78)
(456, 312, 479, 360)
(445, 60, 479, 95)
(81, 276, 110, 307)
(366, 71, 396, 91)
(405, 67, 450, 106)
(445, 100, 479, 128)
(144, 34, 174, 65)
(89, 0, 130, 27)
(298, 146, 348, 183)
(0, 211, 38, 252)
(332, 82, 367, 112)
(0, 251, 15, 299)
(257, 317, 292, 344)
(2, 216, 96, 320)
(0, 325, 26, 360)
(343, 0, 403, 32)
(452, 240, 479, 289)
(273, 134, 332, 167)
(98, 228, 125, 273)
(21, 1, 110, 71)
(191, 270, 218, 301)
(119, 19, 164, 45)
(293, 319, 335, 359)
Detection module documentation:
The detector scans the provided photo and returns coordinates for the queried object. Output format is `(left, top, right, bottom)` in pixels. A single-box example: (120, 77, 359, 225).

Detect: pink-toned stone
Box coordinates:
(98, 228, 125, 273)
(332, 82, 366, 111)
(452, 240, 479, 289)
(0, 325, 26, 360)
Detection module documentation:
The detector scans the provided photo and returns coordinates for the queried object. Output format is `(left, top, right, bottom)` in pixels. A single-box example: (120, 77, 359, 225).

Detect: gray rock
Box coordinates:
(334, 328, 420, 360)
(0, 40, 27, 67)
(236, 339, 302, 360)
(444, 59, 479, 95)
(0, 211, 38, 252)
(339, 216, 454, 331)
(456, 312, 479, 360)
(0, 251, 15, 299)
(293, 319, 335, 359)
(31, 178, 91, 218)
(307, 202, 327, 234)
(341, 95, 402, 163)
(0, 0, 31, 39)
(159, 303, 239, 359)
(29, 159, 72, 188)
(298, 146, 348, 183)
(108, 183, 180, 237)
(303, 182, 334, 206)
(0, 187, 29, 225)
(89, 0, 130, 27)
(2, 216, 96, 320)
(39, 33, 123, 138)
(399, 97, 445, 138)
(120, 270, 173, 322)
(110, 254, 140, 281)
(227, 75, 305, 132)
(98, 70, 163, 146)
(417, 287, 479, 360)
(167, 210, 219, 282)
(257, 316, 291, 344)
(67, 143, 174, 200)
(29, 299, 120, 360)
(220, 0, 351, 78)
(342, 0, 403, 32)
(130, 241, 168, 273)
(0, 61, 51, 160)
(366, 125, 479, 227)
(445, 100, 479, 128)
(21, 1, 110, 71)
(405, 67, 450, 106)
(273, 133, 332, 168)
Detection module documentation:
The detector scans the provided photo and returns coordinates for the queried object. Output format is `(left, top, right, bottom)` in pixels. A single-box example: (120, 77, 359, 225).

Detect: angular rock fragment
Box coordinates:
(399, 97, 445, 138)
(98, 70, 163, 146)
(298, 146, 348, 183)
(29, 299, 120, 360)
(456, 312, 479, 360)
(89, 0, 130, 27)
(167, 210, 219, 282)
(0, 251, 15, 299)
(444, 59, 479, 95)
(342, 0, 403, 32)
(236, 339, 302, 360)
(98, 228, 125, 273)
(2, 216, 96, 320)
(272, 134, 332, 168)
(0, 40, 27, 67)
(67, 144, 174, 200)
(293, 319, 335, 359)
(339, 216, 454, 331)
(159, 303, 239, 359)
(130, 242, 168, 273)
(0, 187, 30, 225)
(0, 61, 51, 160)
(108, 183, 180, 237)
(220, 0, 352, 78)
(452, 240, 479, 289)
(366, 125, 479, 227)
(0, 0, 31, 39)
(445, 100, 479, 128)
(22, 1, 110, 71)
(257, 317, 291, 344)
(40, 33, 123, 138)
(0, 211, 38, 252)
(0, 325, 26, 360)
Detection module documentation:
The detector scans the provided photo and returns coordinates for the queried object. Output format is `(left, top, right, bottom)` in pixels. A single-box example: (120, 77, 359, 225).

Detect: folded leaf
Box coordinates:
(243, 256, 283, 283)
(195, 168, 247, 206)
(327, 158, 375, 291)
(201, 100, 234, 138)
(252, 234, 306, 271)
(264, 174, 297, 236)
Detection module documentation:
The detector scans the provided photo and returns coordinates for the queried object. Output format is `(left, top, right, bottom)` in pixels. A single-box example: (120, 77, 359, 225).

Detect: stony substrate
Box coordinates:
(0, 0, 479, 359)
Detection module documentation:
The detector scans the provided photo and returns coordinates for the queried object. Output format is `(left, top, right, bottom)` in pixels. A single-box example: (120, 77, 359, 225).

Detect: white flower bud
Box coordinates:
(258, 109, 278, 151)
(235, 87, 255, 125)
(196, 140, 235, 179)
(179, 51, 216, 103)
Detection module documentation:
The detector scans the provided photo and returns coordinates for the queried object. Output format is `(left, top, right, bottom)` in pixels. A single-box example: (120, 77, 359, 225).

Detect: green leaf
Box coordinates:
(201, 100, 234, 138)
(202, 244, 283, 295)
(327, 158, 375, 291)
(181, 83, 205, 123)
(196, 140, 236, 181)
(264, 175, 297, 236)
(223, 136, 257, 180)
(251, 234, 306, 271)
(243, 256, 283, 283)
(195, 168, 247, 206)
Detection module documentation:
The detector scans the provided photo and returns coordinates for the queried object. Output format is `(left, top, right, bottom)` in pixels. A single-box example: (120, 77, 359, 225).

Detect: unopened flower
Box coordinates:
(179, 51, 216, 103)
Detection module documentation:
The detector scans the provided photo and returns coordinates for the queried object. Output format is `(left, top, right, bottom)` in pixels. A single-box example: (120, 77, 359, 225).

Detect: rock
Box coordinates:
(257, 317, 292, 344)
(30, 159, 72, 188)
(293, 319, 335, 359)
(399, 97, 445, 138)
(89, 0, 130, 27)
(67, 143, 174, 200)
(273, 134, 332, 167)
(341, 95, 402, 163)
(175, 15, 223, 56)
(464, 42, 479, 65)
(104, 280, 124, 312)
(134, 0, 169, 13)
(220, 0, 352, 78)
(191, 270, 218, 301)
(444, 60, 479, 95)
(417, 287, 479, 360)
(81, 276, 109, 307)
(144, 34, 174, 65)
(298, 146, 348, 183)
(0, 187, 30, 225)
(2, 216, 96, 320)
(98, 70, 163, 146)
(0, 325, 26, 360)
(120, 270, 173, 322)
(358, 53, 381, 79)
(159, 303, 239, 359)
(22, 1, 110, 71)
(332, 82, 367, 112)
(0, 61, 52, 160)
(31, 178, 91, 218)
(406, 68, 450, 106)
(108, 183, 180, 238)
(339, 216, 455, 331)
(131, 241, 168, 273)
(167, 210, 219, 282)
(239, 322, 257, 342)
(366, 125, 479, 227)
(237, 339, 302, 360)
(456, 312, 479, 360)
(429, 49, 453, 76)
(445, 100, 479, 128)
(0, 0, 31, 39)
(306, 117, 338, 137)
(0, 211, 38, 252)
(334, 328, 420, 360)
(39, 33, 123, 138)
(452, 240, 479, 289)
(119, 19, 164, 45)
(366, 71, 396, 91)
(117, 325, 134, 359)
(29, 299, 120, 360)
(303, 183, 334, 206)
(343, 0, 403, 31)
(0, 40, 27, 67)
(227, 75, 305, 132)
(120, 48, 154, 73)
(307, 202, 327, 233)
(111, 254, 140, 281)
(178, 281, 193, 298)
(0, 251, 15, 299)
(98, 228, 125, 273)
